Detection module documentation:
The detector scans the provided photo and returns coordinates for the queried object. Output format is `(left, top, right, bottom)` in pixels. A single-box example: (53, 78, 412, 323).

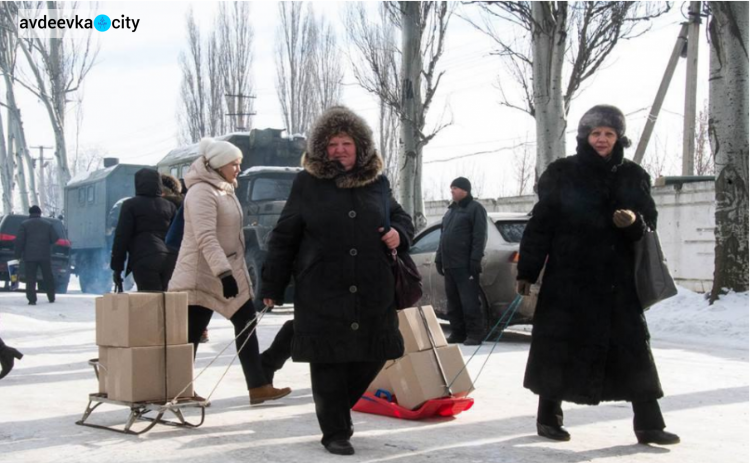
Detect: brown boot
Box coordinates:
(249, 384, 292, 405)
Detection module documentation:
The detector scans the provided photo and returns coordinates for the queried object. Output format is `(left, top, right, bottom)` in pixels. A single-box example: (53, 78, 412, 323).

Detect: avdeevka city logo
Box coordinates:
(94, 14, 111, 32)
(17, 10, 140, 37)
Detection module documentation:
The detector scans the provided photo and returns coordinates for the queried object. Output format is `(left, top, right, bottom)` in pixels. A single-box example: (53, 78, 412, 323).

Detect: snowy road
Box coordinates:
(0, 286, 747, 463)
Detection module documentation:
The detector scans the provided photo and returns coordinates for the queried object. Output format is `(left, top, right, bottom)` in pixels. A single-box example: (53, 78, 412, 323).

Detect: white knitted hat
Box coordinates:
(199, 137, 242, 169)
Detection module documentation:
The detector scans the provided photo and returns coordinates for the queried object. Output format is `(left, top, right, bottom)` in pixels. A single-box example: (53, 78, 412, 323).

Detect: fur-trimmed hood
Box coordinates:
(302, 106, 383, 189)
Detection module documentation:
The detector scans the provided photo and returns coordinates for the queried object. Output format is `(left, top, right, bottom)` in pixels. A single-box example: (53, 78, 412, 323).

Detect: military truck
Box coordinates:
(64, 158, 150, 293)
(235, 166, 301, 310)
(157, 128, 305, 179)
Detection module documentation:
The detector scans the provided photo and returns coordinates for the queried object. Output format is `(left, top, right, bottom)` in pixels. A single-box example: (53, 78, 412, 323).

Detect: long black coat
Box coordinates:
(110, 169, 176, 274)
(517, 139, 663, 405)
(261, 171, 414, 363)
(15, 213, 59, 262)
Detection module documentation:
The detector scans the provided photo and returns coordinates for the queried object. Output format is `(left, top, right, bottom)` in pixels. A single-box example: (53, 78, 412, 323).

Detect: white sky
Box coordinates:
(13, 1, 710, 201)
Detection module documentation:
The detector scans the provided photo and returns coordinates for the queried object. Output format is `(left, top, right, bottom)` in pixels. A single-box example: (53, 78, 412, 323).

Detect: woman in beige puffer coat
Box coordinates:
(169, 137, 291, 405)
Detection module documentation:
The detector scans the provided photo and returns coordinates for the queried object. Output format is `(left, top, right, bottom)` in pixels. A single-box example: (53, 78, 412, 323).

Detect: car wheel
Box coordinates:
(56, 275, 70, 294)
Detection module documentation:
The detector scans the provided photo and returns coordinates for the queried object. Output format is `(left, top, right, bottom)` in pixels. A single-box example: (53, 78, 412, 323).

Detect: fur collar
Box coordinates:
(302, 106, 383, 189)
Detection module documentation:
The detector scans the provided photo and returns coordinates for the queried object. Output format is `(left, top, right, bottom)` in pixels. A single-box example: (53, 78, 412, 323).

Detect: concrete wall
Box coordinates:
(425, 181, 716, 292)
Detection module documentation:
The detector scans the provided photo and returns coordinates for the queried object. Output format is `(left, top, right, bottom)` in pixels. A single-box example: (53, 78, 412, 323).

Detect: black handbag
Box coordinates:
(634, 229, 678, 309)
(381, 177, 423, 309)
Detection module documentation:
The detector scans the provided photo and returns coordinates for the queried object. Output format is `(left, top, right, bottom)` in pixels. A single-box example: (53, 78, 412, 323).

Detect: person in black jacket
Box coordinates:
(435, 177, 488, 345)
(15, 205, 59, 305)
(260, 106, 414, 456)
(516, 105, 679, 445)
(111, 168, 177, 291)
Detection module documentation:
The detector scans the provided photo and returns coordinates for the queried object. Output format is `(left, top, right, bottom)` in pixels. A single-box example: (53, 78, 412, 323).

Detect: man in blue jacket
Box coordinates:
(435, 177, 488, 346)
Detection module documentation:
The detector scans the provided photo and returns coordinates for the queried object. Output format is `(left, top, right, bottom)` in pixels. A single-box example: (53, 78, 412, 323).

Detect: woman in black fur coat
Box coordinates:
(260, 106, 414, 456)
(517, 105, 679, 446)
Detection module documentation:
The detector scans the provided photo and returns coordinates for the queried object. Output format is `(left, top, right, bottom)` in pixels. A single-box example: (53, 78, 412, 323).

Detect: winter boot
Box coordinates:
(635, 429, 680, 445)
(249, 384, 292, 405)
(0, 345, 23, 380)
(324, 439, 355, 456)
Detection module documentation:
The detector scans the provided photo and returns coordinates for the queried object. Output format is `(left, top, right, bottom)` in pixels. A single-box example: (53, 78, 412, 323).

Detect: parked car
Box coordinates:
(0, 214, 72, 293)
(409, 212, 535, 331)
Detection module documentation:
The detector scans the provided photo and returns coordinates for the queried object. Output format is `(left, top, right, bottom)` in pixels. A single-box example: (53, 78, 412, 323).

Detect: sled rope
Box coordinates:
(446, 295, 522, 391)
(168, 305, 271, 406)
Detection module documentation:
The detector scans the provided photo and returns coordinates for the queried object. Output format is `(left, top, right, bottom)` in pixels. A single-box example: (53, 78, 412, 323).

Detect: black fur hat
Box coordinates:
(303, 106, 383, 189)
(577, 105, 631, 148)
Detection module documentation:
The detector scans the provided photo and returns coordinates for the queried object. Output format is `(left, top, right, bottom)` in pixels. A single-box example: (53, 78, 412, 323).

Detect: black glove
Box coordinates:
(436, 261, 444, 276)
(470, 260, 482, 276)
(221, 275, 239, 299)
(112, 272, 124, 291)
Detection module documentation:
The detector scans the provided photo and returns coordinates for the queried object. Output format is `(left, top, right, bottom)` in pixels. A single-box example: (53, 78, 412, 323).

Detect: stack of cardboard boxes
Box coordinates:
(367, 305, 474, 410)
(95, 292, 195, 403)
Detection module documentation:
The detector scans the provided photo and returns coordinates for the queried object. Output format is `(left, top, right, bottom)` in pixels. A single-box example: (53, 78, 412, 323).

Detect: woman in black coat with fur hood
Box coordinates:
(261, 106, 414, 456)
(516, 105, 679, 446)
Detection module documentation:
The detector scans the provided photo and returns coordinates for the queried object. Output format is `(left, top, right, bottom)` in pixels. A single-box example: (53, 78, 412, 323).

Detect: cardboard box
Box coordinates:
(96, 292, 188, 347)
(366, 360, 395, 395)
(99, 344, 194, 403)
(388, 344, 474, 410)
(398, 305, 448, 353)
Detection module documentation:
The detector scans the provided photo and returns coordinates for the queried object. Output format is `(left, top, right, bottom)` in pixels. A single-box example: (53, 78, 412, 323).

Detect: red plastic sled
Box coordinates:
(353, 390, 474, 420)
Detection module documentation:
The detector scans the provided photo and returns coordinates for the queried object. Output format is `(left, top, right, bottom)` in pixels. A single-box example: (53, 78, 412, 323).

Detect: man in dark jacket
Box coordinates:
(15, 205, 59, 305)
(111, 168, 177, 291)
(435, 177, 488, 345)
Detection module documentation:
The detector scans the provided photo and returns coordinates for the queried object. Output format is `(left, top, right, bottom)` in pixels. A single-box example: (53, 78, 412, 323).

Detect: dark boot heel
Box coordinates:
(10, 348, 23, 360)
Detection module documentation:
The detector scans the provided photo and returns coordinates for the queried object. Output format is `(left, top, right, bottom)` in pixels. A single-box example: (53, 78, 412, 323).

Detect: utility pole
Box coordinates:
(31, 145, 53, 211)
(634, 24, 689, 164)
(224, 93, 256, 132)
(682, 1, 702, 175)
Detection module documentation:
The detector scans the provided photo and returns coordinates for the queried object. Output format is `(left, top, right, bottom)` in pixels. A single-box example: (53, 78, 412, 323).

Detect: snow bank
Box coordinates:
(646, 287, 749, 350)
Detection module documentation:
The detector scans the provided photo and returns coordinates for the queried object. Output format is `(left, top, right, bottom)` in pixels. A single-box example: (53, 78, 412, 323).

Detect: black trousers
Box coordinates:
(260, 320, 294, 383)
(25, 260, 54, 304)
(310, 360, 385, 445)
(132, 253, 177, 292)
(444, 267, 484, 338)
(537, 397, 666, 431)
(188, 299, 267, 390)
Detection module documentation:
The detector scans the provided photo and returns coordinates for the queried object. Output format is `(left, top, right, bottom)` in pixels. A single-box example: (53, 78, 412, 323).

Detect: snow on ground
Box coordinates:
(645, 287, 749, 350)
(0, 281, 747, 463)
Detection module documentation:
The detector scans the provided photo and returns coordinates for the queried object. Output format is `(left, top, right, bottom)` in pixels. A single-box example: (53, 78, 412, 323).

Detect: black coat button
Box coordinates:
(348, 210, 357, 218)
(351, 322, 360, 331)
(350, 248, 358, 256)
(349, 285, 358, 293)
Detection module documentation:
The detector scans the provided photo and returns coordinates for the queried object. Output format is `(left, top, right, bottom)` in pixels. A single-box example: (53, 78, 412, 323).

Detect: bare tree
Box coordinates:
(0, 6, 22, 212)
(513, 138, 534, 196)
(311, 18, 343, 112)
(640, 133, 672, 180)
(694, 100, 714, 176)
(275, 3, 317, 135)
(708, 1, 748, 301)
(217, 2, 255, 132)
(4, 2, 98, 214)
(346, 2, 453, 229)
(345, 3, 401, 186)
(178, 8, 211, 143)
(178, 5, 256, 142)
(464, 2, 669, 178)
